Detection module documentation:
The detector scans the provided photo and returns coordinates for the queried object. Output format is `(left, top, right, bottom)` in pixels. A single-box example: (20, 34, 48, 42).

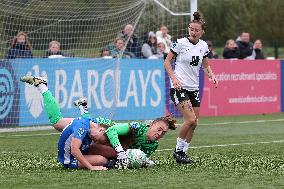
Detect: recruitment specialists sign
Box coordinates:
(200, 59, 281, 116)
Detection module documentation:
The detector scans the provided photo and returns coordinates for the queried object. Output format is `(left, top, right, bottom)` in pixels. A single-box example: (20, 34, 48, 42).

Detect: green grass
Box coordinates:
(1, 113, 284, 189)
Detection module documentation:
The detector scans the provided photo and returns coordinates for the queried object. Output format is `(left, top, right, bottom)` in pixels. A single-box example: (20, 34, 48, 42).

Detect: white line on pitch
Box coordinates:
(0, 132, 60, 138)
(156, 140, 284, 152)
(198, 118, 284, 126)
(1, 118, 284, 133)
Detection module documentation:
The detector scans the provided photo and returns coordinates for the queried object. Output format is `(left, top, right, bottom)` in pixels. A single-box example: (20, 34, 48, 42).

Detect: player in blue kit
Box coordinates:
(57, 116, 108, 170)
(20, 75, 177, 169)
(20, 75, 117, 169)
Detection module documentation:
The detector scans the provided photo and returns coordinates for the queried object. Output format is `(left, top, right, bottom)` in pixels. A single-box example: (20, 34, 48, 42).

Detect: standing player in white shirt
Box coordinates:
(164, 11, 218, 164)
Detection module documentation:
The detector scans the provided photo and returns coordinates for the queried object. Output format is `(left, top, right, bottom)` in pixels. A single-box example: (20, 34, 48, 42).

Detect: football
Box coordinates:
(126, 149, 147, 169)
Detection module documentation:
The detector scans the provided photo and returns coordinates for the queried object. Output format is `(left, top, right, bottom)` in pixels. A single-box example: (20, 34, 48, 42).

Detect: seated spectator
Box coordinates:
(117, 24, 142, 58)
(100, 48, 113, 59)
(236, 31, 254, 59)
(253, 39, 265, 59)
(206, 40, 219, 59)
(157, 42, 168, 60)
(110, 38, 135, 58)
(141, 31, 163, 59)
(222, 39, 240, 59)
(5, 31, 33, 59)
(46, 41, 65, 58)
(156, 25, 172, 54)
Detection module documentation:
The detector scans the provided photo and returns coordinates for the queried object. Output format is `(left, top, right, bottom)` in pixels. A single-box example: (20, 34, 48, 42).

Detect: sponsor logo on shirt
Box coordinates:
(77, 128, 85, 137)
(130, 122, 140, 129)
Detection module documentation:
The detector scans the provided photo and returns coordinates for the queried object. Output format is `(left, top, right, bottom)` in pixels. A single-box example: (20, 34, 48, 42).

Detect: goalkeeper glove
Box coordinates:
(116, 151, 129, 169)
(144, 157, 155, 167)
(115, 145, 128, 169)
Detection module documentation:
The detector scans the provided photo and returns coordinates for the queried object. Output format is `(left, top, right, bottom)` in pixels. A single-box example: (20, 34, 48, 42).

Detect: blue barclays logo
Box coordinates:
(130, 122, 140, 129)
(0, 60, 20, 126)
(0, 68, 14, 119)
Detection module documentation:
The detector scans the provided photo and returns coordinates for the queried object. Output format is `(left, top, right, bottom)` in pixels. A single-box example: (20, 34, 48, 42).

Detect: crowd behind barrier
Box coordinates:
(4, 29, 270, 61)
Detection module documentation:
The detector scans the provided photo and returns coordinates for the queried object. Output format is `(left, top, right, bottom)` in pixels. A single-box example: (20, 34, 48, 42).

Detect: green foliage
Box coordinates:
(199, 0, 284, 46)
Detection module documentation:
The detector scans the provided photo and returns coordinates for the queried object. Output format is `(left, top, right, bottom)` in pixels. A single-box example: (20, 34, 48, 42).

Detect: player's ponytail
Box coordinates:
(191, 11, 205, 30)
(154, 114, 176, 130)
(152, 114, 177, 130)
(162, 114, 177, 130)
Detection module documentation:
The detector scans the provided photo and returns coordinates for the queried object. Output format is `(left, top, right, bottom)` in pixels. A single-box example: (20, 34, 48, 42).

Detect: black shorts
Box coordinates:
(170, 88, 200, 107)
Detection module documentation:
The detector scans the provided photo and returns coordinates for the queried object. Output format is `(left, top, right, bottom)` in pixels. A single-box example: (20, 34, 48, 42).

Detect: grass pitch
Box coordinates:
(1, 113, 284, 189)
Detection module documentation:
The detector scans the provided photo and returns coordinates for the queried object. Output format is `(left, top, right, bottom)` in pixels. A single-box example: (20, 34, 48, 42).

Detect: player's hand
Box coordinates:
(116, 151, 129, 169)
(144, 157, 155, 167)
(212, 76, 218, 88)
(90, 166, 107, 171)
(173, 78, 182, 91)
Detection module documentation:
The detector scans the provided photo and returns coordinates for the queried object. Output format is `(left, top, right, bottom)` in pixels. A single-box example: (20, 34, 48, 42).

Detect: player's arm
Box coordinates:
(106, 123, 130, 150)
(164, 43, 181, 90)
(71, 122, 106, 170)
(106, 123, 131, 168)
(164, 51, 176, 81)
(71, 137, 93, 170)
(202, 57, 218, 88)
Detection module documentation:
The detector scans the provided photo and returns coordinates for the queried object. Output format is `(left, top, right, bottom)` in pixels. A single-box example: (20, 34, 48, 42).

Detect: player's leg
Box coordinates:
(88, 143, 117, 158)
(182, 90, 201, 159)
(184, 107, 199, 144)
(63, 155, 107, 170)
(78, 155, 108, 168)
(73, 97, 90, 118)
(182, 107, 199, 160)
(173, 101, 196, 163)
(170, 89, 196, 164)
(20, 75, 73, 131)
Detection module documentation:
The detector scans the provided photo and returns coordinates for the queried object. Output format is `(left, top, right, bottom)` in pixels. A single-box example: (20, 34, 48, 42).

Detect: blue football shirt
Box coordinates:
(57, 117, 92, 165)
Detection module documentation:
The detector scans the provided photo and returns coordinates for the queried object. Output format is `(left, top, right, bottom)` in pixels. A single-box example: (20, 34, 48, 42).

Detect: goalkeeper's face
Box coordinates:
(147, 121, 169, 141)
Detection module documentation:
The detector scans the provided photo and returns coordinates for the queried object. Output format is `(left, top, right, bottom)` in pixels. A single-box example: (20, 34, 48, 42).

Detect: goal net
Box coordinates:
(0, 0, 191, 127)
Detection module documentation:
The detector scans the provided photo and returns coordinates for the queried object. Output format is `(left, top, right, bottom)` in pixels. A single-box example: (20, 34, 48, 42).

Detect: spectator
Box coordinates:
(236, 32, 253, 59)
(100, 48, 112, 59)
(157, 42, 168, 60)
(110, 38, 135, 58)
(206, 40, 219, 59)
(222, 39, 240, 59)
(156, 25, 172, 54)
(46, 41, 65, 58)
(117, 24, 142, 58)
(5, 31, 33, 59)
(141, 31, 163, 59)
(253, 39, 265, 59)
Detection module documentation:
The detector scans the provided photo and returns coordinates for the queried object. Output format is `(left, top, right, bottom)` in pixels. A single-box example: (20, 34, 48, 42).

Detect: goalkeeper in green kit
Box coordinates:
(20, 75, 177, 168)
(106, 114, 176, 168)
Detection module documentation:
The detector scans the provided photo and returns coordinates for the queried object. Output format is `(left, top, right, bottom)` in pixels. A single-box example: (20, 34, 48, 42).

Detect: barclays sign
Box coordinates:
(9, 58, 165, 126)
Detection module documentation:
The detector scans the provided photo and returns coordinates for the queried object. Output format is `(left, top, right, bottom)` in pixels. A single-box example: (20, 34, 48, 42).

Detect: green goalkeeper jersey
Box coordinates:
(106, 122, 158, 157)
(80, 112, 116, 128)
